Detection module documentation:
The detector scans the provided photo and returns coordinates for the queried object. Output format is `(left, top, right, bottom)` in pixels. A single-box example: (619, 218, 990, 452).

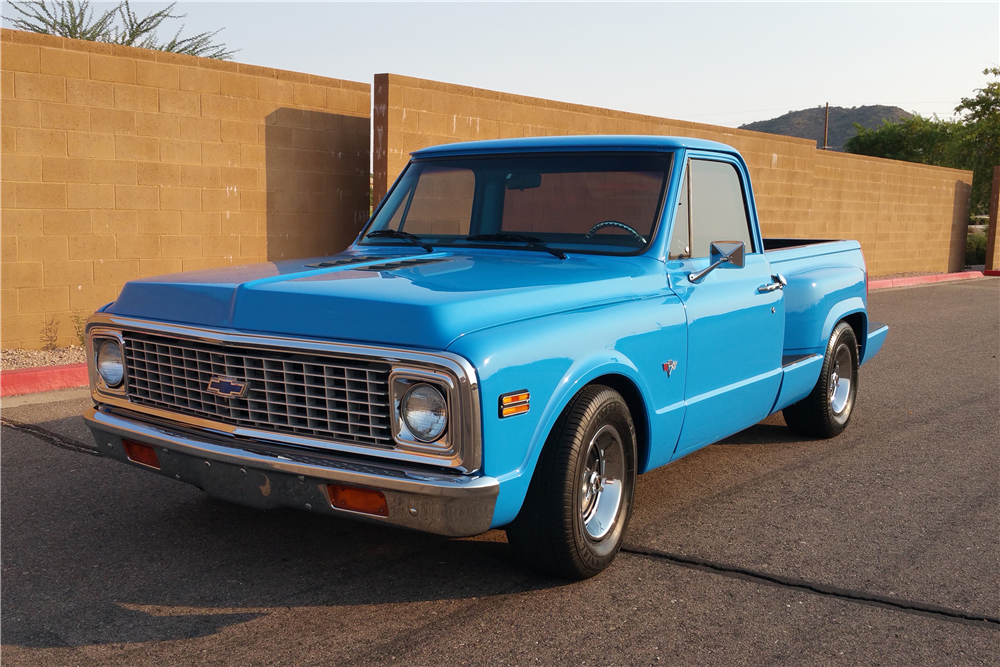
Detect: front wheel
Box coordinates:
(783, 321, 859, 438)
(506, 385, 637, 579)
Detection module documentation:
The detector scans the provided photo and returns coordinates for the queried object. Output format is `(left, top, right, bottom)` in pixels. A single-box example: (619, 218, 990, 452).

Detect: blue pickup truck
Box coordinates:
(85, 136, 888, 578)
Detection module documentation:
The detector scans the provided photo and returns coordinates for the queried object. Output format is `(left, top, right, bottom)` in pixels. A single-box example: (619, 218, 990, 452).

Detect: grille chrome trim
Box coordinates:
(85, 313, 482, 472)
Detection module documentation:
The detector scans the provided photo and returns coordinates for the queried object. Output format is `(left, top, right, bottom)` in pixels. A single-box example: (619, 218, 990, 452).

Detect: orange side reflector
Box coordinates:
(328, 485, 388, 517)
(502, 392, 530, 405)
(123, 439, 160, 469)
(501, 403, 530, 417)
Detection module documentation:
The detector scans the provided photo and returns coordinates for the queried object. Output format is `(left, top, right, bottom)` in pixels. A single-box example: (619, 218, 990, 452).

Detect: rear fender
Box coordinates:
(783, 267, 866, 352)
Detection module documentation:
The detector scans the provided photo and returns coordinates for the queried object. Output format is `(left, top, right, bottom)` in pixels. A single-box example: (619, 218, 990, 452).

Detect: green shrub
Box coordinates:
(966, 233, 988, 265)
(71, 312, 87, 346)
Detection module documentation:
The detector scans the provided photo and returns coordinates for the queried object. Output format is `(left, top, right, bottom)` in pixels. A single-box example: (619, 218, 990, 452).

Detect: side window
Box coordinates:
(689, 160, 753, 258)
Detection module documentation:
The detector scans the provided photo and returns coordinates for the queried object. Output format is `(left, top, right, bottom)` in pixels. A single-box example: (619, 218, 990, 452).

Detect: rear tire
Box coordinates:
(506, 385, 637, 579)
(783, 321, 859, 438)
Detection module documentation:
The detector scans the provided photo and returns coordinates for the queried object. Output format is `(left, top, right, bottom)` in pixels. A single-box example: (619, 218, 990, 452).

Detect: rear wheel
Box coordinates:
(506, 385, 637, 579)
(783, 321, 859, 438)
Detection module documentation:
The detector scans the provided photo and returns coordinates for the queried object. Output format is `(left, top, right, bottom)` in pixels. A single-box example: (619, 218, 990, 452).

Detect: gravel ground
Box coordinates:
(0, 346, 87, 371)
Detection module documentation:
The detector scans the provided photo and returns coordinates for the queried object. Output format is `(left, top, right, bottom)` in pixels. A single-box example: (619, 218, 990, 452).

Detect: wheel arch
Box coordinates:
(842, 311, 866, 353)
(819, 297, 866, 352)
(585, 373, 651, 475)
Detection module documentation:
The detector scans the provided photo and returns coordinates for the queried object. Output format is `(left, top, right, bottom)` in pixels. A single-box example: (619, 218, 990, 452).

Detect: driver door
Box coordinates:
(667, 157, 784, 459)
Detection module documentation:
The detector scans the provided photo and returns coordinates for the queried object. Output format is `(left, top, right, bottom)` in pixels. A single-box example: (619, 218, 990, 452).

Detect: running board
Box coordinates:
(771, 353, 824, 414)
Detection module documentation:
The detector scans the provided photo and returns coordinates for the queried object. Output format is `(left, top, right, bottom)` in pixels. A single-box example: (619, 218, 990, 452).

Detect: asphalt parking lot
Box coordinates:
(2, 279, 998, 666)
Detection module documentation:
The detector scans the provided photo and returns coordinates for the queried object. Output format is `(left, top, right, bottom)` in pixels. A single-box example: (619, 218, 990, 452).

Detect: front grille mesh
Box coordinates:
(123, 331, 393, 448)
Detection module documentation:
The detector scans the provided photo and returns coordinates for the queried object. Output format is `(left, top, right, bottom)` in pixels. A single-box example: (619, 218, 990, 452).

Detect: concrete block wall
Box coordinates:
(373, 74, 972, 277)
(1, 29, 369, 349)
(2, 40, 977, 350)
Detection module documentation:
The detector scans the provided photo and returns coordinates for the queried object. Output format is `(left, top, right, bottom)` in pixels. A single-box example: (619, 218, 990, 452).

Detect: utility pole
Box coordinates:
(823, 102, 830, 150)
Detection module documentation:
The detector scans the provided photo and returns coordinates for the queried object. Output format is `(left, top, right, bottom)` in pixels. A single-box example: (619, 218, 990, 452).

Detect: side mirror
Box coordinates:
(688, 241, 745, 283)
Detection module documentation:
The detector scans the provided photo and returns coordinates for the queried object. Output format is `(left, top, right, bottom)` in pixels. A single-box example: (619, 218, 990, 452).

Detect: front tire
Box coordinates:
(783, 321, 859, 438)
(506, 385, 637, 579)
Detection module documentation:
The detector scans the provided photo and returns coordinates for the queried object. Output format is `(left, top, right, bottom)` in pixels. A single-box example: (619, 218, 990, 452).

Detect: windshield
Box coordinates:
(363, 153, 673, 255)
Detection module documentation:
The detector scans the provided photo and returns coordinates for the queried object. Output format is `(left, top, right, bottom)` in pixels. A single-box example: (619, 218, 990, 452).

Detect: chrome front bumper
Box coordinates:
(85, 406, 499, 537)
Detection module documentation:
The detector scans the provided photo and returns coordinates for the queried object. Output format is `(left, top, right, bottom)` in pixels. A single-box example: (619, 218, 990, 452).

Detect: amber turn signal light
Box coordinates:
(499, 390, 530, 418)
(123, 439, 160, 469)
(328, 484, 389, 517)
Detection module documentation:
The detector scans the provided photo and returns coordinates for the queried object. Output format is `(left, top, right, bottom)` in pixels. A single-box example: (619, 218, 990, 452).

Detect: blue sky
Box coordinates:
(4, 2, 998, 127)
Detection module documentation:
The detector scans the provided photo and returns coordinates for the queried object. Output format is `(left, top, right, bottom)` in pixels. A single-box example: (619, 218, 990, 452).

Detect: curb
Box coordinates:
(0, 363, 89, 398)
(868, 270, 992, 290)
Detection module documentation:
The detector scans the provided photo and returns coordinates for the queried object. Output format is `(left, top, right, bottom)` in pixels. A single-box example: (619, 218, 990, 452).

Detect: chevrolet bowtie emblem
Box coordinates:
(206, 376, 248, 399)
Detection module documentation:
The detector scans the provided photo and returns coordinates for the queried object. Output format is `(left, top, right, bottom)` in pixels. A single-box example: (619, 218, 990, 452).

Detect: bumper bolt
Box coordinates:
(409, 507, 418, 516)
(298, 475, 305, 483)
(204, 461, 211, 468)
(304, 503, 312, 510)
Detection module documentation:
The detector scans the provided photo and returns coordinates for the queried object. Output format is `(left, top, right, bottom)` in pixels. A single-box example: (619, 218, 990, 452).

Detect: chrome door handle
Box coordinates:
(757, 273, 787, 293)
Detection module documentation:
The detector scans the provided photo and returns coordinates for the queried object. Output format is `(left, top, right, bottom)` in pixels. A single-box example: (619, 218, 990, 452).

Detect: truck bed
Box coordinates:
(763, 238, 865, 273)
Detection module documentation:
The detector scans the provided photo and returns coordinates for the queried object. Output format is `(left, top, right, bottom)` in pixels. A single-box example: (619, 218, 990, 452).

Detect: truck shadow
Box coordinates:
(715, 413, 802, 446)
(3, 410, 814, 648)
(0, 414, 556, 649)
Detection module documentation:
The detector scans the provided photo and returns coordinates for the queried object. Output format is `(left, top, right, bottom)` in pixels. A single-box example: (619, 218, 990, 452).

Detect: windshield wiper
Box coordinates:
(464, 233, 567, 260)
(365, 229, 434, 253)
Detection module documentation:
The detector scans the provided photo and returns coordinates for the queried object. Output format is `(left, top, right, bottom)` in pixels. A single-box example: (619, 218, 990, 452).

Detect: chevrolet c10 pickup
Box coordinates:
(85, 136, 888, 578)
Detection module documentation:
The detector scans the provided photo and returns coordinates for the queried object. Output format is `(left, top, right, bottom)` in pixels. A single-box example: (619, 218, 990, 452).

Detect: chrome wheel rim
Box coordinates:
(580, 424, 625, 540)
(829, 343, 853, 415)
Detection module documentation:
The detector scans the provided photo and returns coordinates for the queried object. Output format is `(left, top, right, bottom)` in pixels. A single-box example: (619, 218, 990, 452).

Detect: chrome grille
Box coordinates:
(122, 331, 393, 448)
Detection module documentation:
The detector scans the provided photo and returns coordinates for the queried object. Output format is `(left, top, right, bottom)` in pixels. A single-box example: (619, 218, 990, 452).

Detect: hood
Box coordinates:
(107, 248, 668, 349)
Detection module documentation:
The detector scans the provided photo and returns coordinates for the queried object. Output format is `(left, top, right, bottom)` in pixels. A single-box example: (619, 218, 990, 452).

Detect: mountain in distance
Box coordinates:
(739, 105, 913, 151)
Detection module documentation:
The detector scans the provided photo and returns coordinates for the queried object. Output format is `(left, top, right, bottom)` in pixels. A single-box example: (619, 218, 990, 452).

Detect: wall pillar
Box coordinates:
(372, 73, 390, 211)
(985, 166, 1000, 274)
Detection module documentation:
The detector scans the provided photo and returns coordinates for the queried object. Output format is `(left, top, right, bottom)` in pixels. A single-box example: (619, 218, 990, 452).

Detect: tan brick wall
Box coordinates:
(2, 29, 369, 349)
(373, 73, 971, 278)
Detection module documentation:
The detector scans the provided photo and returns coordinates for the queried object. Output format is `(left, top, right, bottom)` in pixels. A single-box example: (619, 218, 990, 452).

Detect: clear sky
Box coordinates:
(4, 2, 998, 127)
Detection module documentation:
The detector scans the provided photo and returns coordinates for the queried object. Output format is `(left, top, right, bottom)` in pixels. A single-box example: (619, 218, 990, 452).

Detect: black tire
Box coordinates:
(783, 321, 859, 438)
(506, 385, 637, 579)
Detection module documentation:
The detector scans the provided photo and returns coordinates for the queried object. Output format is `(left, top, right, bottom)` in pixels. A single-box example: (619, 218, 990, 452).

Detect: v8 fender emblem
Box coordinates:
(662, 360, 678, 378)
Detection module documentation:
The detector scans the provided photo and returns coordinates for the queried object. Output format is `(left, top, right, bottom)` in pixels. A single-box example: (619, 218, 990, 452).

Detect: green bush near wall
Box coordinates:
(966, 233, 988, 265)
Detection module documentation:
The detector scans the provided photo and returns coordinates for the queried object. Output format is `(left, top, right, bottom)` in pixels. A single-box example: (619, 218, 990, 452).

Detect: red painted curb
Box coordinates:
(985, 269, 1000, 277)
(0, 363, 89, 398)
(868, 270, 990, 290)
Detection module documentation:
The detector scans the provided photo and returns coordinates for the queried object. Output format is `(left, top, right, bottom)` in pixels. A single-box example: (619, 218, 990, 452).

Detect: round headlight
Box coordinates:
(400, 383, 447, 442)
(97, 339, 124, 387)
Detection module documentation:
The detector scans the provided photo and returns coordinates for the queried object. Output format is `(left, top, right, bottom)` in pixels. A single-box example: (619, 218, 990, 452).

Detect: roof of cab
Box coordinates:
(410, 135, 739, 158)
